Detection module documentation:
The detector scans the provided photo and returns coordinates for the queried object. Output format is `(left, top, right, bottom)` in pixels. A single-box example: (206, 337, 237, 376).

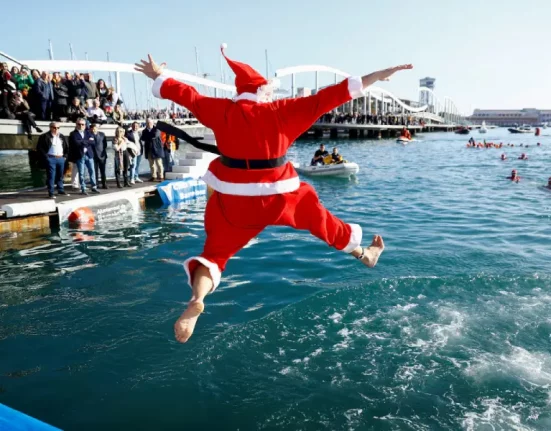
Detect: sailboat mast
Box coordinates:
(194, 47, 200, 76)
(48, 40, 54, 60)
(107, 52, 112, 87)
(132, 73, 138, 112)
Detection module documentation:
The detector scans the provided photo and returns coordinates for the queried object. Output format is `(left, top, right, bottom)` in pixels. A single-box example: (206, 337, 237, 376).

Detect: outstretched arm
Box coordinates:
(276, 64, 413, 142)
(134, 55, 225, 128)
(360, 64, 413, 90)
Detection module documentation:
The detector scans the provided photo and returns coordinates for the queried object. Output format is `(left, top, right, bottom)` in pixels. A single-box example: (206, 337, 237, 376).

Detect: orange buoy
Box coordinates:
(68, 207, 95, 226)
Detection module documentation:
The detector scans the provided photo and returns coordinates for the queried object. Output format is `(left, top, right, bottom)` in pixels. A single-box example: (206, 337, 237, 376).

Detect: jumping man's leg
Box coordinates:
(174, 192, 263, 343)
(173, 265, 212, 343)
(277, 183, 384, 267)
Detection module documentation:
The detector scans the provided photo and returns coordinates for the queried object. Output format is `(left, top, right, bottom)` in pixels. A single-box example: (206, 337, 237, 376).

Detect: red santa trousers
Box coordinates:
(184, 182, 363, 292)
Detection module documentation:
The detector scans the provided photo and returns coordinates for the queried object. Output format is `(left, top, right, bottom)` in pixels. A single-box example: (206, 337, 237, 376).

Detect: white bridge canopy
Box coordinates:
(1, 51, 461, 121)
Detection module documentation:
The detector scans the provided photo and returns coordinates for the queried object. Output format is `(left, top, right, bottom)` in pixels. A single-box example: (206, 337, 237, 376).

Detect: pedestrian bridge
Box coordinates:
(0, 51, 463, 147)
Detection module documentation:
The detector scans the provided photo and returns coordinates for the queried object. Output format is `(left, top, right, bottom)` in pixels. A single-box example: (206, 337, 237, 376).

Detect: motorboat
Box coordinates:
(293, 162, 359, 178)
(455, 126, 470, 135)
(479, 121, 487, 134)
(396, 137, 411, 145)
(508, 125, 532, 134)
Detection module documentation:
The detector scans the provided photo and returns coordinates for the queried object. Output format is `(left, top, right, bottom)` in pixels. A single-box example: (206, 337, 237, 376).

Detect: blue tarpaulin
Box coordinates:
(156, 178, 207, 205)
(0, 403, 61, 431)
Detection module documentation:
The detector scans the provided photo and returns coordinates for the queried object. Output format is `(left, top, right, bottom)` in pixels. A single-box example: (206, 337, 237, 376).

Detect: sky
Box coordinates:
(3, 0, 551, 115)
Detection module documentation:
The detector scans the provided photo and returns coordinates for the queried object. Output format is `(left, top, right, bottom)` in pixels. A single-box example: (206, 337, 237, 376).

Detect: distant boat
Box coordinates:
(508, 125, 532, 134)
(293, 162, 359, 178)
(479, 121, 487, 134)
(455, 126, 470, 135)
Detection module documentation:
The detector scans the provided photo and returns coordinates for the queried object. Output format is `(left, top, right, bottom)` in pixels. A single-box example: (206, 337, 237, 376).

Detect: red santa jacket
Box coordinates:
(152, 75, 363, 196)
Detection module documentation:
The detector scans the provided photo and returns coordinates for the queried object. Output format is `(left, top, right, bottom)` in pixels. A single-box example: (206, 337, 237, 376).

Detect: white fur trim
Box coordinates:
(221, 43, 228, 50)
(202, 170, 300, 196)
(183, 256, 221, 292)
(234, 92, 258, 102)
(152, 74, 169, 99)
(347, 76, 363, 99)
(343, 223, 362, 253)
(233, 82, 275, 103)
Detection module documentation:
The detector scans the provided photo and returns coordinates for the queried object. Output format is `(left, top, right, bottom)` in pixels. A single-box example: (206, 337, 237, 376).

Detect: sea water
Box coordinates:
(1, 129, 551, 430)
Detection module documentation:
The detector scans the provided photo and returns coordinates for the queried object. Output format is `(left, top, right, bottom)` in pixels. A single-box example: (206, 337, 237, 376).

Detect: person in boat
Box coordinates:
(468, 137, 475, 146)
(311, 143, 329, 166)
(508, 169, 520, 182)
(135, 46, 412, 343)
(331, 147, 345, 164)
(501, 154, 507, 160)
(518, 153, 528, 160)
(400, 127, 411, 140)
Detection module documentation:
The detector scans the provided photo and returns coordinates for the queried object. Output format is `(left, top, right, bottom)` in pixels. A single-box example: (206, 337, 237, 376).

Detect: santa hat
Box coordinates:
(220, 43, 268, 95)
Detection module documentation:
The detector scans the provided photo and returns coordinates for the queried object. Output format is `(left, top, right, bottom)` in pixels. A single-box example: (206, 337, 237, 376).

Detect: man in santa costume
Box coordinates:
(135, 46, 413, 343)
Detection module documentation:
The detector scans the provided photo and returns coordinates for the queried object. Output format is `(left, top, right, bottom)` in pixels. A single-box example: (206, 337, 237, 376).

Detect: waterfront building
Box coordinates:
(468, 108, 551, 126)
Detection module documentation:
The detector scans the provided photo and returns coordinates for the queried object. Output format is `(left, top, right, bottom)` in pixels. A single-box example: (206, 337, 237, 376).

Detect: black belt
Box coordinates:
(219, 155, 287, 170)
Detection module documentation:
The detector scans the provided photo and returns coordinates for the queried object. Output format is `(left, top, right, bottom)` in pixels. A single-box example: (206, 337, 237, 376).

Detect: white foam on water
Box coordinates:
(394, 303, 418, 312)
(352, 316, 372, 326)
(329, 312, 343, 323)
(396, 363, 427, 381)
(245, 303, 263, 312)
(338, 328, 351, 338)
(344, 408, 363, 430)
(462, 397, 535, 431)
(310, 348, 323, 357)
(426, 307, 466, 347)
(465, 345, 551, 386)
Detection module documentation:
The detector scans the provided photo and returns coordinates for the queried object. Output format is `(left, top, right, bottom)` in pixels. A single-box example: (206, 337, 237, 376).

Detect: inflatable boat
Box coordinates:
(293, 162, 359, 178)
(396, 137, 411, 144)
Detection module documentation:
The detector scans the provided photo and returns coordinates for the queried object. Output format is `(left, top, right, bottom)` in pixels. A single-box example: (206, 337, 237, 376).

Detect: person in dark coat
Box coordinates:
(141, 117, 164, 181)
(66, 97, 88, 123)
(52, 78, 69, 120)
(30, 72, 52, 120)
(68, 119, 100, 195)
(9, 91, 42, 137)
(36, 122, 69, 198)
(89, 123, 109, 189)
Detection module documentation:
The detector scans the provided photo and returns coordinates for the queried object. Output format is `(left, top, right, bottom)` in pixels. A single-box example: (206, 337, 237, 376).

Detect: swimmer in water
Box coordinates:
(508, 169, 520, 182)
(518, 153, 528, 160)
(537, 143, 541, 146)
(547, 177, 551, 189)
(501, 154, 507, 160)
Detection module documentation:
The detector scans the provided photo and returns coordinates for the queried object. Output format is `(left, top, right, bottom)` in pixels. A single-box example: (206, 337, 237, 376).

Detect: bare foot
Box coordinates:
(174, 300, 204, 343)
(359, 235, 385, 268)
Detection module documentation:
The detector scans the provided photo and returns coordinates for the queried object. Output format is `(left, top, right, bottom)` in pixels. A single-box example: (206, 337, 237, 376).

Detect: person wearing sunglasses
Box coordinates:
(36, 122, 69, 198)
(68, 118, 100, 195)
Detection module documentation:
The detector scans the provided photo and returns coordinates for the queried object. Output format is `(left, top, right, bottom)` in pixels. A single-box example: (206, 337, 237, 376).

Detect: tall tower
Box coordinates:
(419, 77, 436, 112)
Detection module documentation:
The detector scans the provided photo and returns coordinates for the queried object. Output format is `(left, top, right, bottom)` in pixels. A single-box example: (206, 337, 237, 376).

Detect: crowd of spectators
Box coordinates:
(317, 112, 424, 127)
(0, 62, 197, 138)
